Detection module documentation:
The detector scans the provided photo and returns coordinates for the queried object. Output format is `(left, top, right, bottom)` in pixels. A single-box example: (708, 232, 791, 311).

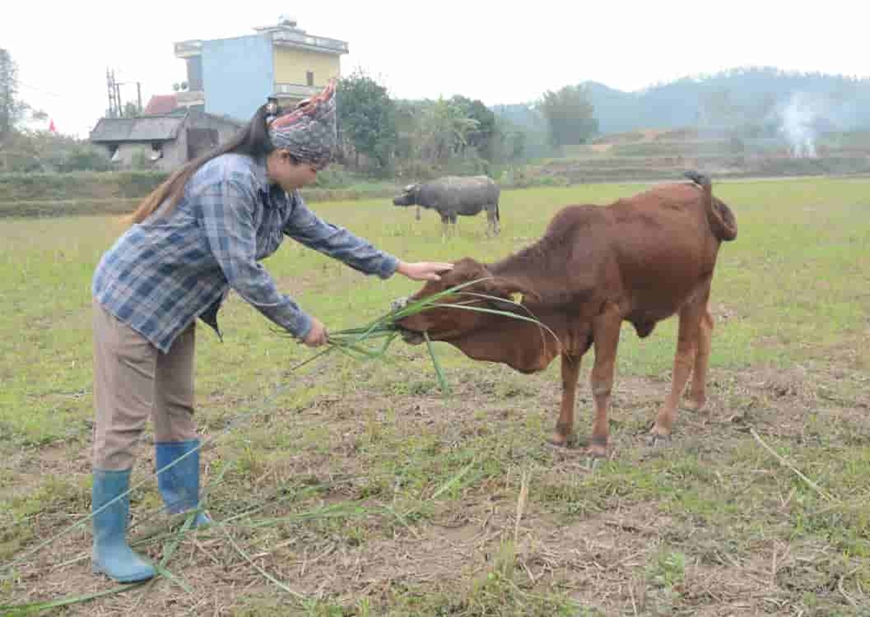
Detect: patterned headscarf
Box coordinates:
(267, 80, 337, 169)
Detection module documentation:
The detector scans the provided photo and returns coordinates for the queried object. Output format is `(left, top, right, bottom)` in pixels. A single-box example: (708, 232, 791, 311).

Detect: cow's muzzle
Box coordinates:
(390, 296, 410, 312)
(390, 296, 426, 345)
(399, 330, 425, 345)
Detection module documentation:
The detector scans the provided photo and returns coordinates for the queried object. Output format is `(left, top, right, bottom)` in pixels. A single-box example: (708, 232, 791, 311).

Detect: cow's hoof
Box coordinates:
(682, 398, 706, 412)
(546, 433, 569, 448)
(587, 441, 608, 458)
(646, 432, 671, 448)
(583, 456, 603, 471)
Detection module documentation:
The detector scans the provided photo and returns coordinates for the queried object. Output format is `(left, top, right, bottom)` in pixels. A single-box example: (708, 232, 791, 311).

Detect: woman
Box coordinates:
(90, 81, 451, 582)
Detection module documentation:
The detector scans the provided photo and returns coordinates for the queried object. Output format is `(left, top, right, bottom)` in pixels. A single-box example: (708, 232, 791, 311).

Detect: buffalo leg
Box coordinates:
(415, 206, 421, 221)
(440, 214, 449, 241)
(550, 353, 582, 446)
(588, 307, 622, 458)
(491, 207, 501, 237)
(650, 298, 706, 443)
(685, 307, 713, 411)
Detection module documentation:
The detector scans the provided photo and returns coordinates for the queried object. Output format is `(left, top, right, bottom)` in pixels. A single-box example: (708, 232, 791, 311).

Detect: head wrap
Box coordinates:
(267, 80, 337, 169)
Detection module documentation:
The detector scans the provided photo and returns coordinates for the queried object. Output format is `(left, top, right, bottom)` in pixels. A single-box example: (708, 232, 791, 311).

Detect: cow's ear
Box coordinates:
(489, 277, 541, 304)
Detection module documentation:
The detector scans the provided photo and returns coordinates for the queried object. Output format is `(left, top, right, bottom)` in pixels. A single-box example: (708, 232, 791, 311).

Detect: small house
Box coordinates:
(89, 110, 243, 171)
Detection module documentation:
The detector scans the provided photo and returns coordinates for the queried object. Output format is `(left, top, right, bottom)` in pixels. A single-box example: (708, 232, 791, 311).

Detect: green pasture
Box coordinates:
(1, 177, 868, 615)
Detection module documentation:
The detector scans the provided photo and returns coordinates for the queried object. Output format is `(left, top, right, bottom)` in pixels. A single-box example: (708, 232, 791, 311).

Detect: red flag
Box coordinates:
(48, 119, 57, 133)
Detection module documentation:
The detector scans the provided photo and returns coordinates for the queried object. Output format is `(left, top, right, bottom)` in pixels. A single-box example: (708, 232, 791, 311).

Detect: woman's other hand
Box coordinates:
(301, 317, 329, 347)
(396, 261, 453, 282)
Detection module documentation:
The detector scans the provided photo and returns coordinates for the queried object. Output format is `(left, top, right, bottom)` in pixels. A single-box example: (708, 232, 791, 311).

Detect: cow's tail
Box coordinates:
(684, 171, 737, 242)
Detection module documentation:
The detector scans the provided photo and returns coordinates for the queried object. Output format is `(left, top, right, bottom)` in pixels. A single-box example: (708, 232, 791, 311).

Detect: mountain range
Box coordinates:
(493, 67, 870, 136)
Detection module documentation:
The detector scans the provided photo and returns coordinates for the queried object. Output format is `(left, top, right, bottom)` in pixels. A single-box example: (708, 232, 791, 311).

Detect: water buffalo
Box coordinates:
(395, 172, 737, 459)
(393, 175, 501, 238)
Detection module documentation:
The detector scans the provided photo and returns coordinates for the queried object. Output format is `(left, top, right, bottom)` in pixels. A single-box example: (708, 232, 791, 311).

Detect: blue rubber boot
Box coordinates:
(91, 469, 156, 582)
(156, 439, 211, 527)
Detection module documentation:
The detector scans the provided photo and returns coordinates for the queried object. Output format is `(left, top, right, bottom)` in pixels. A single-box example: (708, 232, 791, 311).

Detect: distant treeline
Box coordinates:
(4, 63, 870, 178)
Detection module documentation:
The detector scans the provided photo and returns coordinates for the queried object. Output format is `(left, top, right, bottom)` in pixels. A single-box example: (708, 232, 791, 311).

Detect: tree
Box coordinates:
(492, 115, 528, 162)
(492, 104, 551, 159)
(123, 101, 140, 117)
(538, 85, 598, 146)
(449, 95, 499, 160)
(337, 70, 397, 173)
(417, 98, 480, 162)
(0, 48, 26, 140)
(0, 48, 45, 141)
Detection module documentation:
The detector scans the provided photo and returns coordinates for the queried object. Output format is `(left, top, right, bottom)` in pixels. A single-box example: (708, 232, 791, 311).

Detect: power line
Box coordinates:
(16, 81, 64, 98)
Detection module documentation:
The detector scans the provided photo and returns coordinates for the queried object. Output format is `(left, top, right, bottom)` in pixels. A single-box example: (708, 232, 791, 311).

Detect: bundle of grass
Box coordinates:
(276, 278, 559, 395)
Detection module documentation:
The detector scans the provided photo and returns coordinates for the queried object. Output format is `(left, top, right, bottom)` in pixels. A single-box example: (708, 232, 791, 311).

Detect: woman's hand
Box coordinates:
(301, 317, 329, 347)
(396, 261, 453, 282)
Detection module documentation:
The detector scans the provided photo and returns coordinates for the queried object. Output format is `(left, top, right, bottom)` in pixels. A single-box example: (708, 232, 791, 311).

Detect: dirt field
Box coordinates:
(1, 178, 868, 616)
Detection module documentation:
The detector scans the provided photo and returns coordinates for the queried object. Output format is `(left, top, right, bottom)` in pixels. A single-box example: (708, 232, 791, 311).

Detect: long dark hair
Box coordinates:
(125, 103, 275, 225)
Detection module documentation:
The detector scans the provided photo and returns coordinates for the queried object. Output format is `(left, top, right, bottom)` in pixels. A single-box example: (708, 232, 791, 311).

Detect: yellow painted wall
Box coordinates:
(273, 47, 341, 86)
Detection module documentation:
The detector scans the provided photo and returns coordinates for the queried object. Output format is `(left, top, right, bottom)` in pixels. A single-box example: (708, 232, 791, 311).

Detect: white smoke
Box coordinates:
(779, 92, 820, 158)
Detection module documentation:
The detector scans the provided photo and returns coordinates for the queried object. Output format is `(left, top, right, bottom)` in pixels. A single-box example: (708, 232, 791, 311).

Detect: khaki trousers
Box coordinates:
(92, 300, 197, 470)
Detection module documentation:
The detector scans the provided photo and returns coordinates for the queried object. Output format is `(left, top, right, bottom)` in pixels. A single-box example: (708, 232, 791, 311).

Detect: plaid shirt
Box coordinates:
(93, 153, 399, 353)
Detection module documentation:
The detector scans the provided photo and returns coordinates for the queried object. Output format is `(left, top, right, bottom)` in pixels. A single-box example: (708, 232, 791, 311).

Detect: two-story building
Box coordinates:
(173, 17, 349, 122)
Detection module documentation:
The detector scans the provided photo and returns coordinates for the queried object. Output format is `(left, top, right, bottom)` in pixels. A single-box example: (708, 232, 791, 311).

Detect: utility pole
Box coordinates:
(106, 68, 121, 117)
(114, 78, 122, 116)
(106, 69, 143, 117)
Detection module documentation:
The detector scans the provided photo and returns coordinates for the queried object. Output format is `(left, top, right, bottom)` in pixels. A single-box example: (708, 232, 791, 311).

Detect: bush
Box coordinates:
(394, 160, 440, 182)
(54, 144, 113, 173)
(313, 164, 365, 188)
(0, 171, 167, 202)
(0, 131, 115, 173)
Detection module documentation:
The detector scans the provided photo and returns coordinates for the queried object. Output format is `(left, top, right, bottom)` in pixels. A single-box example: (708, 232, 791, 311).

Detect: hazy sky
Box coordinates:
(2, 0, 867, 137)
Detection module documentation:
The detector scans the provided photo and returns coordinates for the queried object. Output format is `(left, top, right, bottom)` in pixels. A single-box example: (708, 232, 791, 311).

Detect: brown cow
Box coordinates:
(395, 172, 737, 458)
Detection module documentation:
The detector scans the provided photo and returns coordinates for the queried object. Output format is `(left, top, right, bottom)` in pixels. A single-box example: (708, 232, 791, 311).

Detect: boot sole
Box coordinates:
(92, 563, 156, 583)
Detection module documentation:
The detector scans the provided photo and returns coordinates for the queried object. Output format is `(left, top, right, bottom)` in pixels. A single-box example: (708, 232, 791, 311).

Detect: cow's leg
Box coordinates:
(490, 206, 500, 237)
(549, 353, 582, 447)
(415, 206, 421, 221)
(485, 207, 494, 237)
(649, 299, 705, 444)
(685, 307, 713, 411)
(440, 214, 449, 241)
(588, 307, 622, 458)
(450, 214, 458, 238)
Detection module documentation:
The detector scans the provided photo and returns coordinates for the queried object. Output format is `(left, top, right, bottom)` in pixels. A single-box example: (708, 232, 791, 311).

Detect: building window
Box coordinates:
(306, 71, 314, 87)
(149, 142, 164, 162)
(187, 56, 203, 91)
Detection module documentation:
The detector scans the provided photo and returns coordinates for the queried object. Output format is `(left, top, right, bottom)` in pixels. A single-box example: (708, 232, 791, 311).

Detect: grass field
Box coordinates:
(1, 177, 869, 616)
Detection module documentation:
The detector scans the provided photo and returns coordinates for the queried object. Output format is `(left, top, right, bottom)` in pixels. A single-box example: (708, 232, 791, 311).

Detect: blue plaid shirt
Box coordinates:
(93, 153, 399, 353)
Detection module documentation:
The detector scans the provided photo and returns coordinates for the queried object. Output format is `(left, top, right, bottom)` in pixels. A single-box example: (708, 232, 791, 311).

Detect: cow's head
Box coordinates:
(394, 258, 539, 345)
(392, 184, 419, 207)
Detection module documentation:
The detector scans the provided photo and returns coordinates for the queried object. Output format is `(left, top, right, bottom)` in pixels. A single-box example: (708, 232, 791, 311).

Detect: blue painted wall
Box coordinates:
(202, 35, 273, 122)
